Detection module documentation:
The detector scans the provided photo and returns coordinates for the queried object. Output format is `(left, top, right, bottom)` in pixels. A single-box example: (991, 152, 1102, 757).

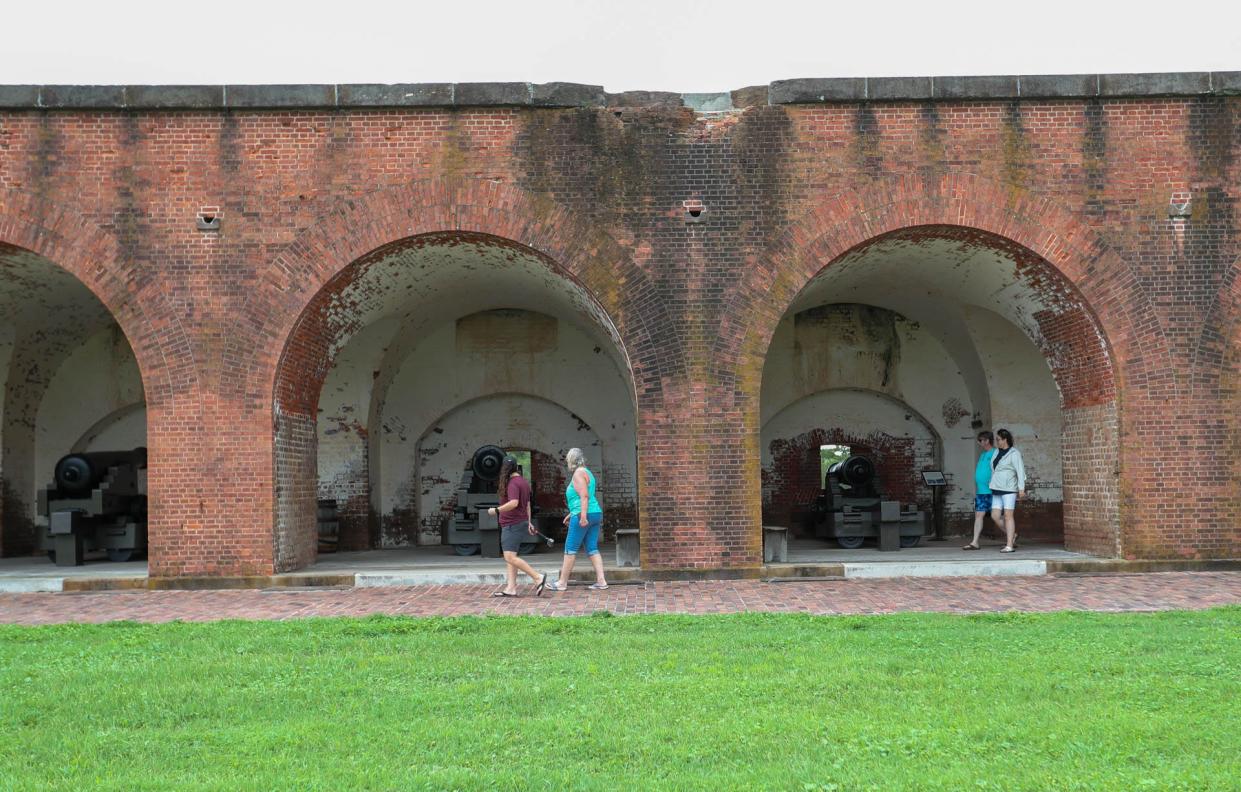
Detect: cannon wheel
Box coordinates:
(899, 536, 922, 548)
(107, 549, 134, 563)
(453, 544, 480, 556)
(518, 542, 537, 555)
(836, 536, 865, 550)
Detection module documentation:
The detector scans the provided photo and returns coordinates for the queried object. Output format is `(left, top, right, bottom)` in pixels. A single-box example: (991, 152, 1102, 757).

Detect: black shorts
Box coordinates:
(500, 522, 530, 553)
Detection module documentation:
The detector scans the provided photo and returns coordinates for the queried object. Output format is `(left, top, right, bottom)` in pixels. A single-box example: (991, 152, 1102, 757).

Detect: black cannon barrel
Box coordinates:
(827, 455, 875, 490)
(54, 447, 147, 495)
(470, 445, 506, 483)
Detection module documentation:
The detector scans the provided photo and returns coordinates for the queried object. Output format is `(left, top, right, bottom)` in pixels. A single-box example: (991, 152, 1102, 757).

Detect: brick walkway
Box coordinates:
(1, 571, 1238, 626)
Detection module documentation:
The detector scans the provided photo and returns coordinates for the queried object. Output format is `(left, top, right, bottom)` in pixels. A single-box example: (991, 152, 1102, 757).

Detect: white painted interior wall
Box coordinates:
(301, 237, 639, 551)
(963, 306, 1063, 501)
(760, 234, 1081, 535)
(378, 310, 636, 546)
(414, 393, 603, 545)
(761, 305, 967, 510)
(35, 325, 146, 523)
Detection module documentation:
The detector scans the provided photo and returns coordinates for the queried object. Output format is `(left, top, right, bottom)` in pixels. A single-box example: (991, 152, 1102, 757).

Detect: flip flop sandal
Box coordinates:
(491, 591, 517, 597)
(535, 574, 548, 597)
(999, 547, 1016, 553)
(588, 583, 609, 590)
(962, 544, 980, 550)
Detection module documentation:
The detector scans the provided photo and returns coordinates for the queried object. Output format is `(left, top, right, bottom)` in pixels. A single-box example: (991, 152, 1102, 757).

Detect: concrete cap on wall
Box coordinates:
(0, 73, 1235, 110)
(768, 72, 1227, 104)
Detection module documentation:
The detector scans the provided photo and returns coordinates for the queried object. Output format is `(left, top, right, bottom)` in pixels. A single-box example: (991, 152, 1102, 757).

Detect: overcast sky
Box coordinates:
(3, 0, 1239, 93)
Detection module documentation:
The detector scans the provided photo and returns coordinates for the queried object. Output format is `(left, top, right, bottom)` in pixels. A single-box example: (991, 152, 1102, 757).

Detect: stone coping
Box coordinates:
(0, 557, 1226, 592)
(0, 73, 1238, 111)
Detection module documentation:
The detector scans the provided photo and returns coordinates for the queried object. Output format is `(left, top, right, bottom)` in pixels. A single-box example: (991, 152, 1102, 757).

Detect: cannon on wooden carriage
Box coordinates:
(808, 454, 928, 550)
(37, 447, 148, 566)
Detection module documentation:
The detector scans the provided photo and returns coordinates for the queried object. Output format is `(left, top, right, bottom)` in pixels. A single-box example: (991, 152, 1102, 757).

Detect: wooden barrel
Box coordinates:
(317, 499, 339, 552)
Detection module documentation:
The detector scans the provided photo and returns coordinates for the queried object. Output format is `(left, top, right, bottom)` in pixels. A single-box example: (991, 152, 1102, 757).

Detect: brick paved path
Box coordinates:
(1, 572, 1238, 626)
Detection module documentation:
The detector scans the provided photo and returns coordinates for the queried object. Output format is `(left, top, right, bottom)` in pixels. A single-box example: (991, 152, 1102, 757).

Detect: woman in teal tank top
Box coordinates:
(548, 447, 608, 591)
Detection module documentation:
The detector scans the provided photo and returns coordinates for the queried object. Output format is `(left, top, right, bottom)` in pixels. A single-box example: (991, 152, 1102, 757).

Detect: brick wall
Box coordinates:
(1, 81, 1238, 573)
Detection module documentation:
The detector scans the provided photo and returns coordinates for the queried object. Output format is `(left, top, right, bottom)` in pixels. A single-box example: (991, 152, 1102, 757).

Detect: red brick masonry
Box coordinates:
(2, 572, 1238, 625)
(1, 74, 1239, 574)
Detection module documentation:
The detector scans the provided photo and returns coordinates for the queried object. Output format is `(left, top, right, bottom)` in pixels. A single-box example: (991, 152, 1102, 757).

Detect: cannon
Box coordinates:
(445, 445, 542, 557)
(37, 447, 148, 566)
(808, 454, 928, 550)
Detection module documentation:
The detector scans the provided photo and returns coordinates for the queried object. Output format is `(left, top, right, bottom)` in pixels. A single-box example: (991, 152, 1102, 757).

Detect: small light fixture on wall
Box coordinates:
(683, 198, 705, 224)
(196, 206, 221, 231)
(1167, 192, 1191, 254)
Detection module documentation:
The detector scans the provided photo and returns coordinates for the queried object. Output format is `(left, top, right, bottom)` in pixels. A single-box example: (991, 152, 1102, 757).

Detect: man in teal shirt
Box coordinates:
(962, 430, 1000, 549)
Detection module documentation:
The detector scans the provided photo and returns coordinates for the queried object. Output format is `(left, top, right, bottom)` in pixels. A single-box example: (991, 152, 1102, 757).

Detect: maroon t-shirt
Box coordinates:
(498, 474, 532, 527)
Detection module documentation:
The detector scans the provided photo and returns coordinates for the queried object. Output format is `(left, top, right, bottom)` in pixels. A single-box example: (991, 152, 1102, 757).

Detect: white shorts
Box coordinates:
(990, 493, 1017, 511)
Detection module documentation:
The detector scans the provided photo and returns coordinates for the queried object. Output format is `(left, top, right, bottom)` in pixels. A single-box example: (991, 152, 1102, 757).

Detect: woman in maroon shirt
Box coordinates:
(487, 456, 548, 597)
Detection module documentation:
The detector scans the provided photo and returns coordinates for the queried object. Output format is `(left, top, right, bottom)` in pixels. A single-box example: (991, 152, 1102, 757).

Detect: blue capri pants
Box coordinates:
(564, 512, 604, 556)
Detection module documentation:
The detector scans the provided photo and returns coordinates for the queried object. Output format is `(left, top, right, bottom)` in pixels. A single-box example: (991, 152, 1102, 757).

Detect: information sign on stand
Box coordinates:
(921, 471, 947, 540)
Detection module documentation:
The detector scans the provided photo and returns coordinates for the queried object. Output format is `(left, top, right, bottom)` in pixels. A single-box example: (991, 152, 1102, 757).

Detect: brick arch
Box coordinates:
(0, 189, 194, 406)
(1190, 257, 1241, 557)
(0, 190, 198, 568)
(1190, 256, 1240, 399)
(226, 178, 666, 410)
(248, 178, 663, 571)
(728, 174, 1164, 392)
(729, 175, 1170, 558)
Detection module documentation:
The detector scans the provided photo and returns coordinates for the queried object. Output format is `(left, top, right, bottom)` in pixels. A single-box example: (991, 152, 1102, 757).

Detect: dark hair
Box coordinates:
(977, 430, 994, 444)
(496, 456, 519, 501)
(995, 428, 1014, 447)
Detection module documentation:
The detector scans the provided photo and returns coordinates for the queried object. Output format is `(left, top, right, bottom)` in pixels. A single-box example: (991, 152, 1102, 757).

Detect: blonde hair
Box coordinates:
(566, 448, 587, 470)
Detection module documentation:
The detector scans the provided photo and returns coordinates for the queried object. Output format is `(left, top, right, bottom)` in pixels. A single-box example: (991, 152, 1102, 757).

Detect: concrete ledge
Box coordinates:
(868, 76, 933, 101)
(769, 78, 866, 104)
(0, 85, 40, 108)
(934, 75, 1019, 99)
(763, 563, 846, 579)
(0, 578, 64, 593)
(453, 82, 529, 106)
(336, 83, 453, 107)
(126, 85, 224, 109)
(532, 82, 606, 107)
(143, 574, 357, 590)
(62, 577, 149, 592)
(356, 571, 507, 587)
(1047, 558, 1241, 575)
(8, 557, 1237, 593)
(1019, 74, 1098, 98)
(767, 71, 1239, 104)
(638, 566, 767, 582)
(226, 84, 337, 108)
(2, 72, 1236, 111)
(1216, 72, 1241, 95)
(844, 560, 1047, 578)
(1098, 72, 1211, 96)
(40, 85, 126, 108)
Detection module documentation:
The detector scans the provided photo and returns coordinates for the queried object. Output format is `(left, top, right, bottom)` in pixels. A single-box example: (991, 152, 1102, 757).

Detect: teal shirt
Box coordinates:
(975, 449, 997, 494)
(565, 468, 603, 516)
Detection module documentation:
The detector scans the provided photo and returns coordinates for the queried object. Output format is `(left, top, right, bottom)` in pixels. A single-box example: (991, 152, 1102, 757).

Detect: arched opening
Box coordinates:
(410, 394, 604, 553)
(272, 232, 638, 572)
(1, 243, 148, 566)
(763, 385, 942, 536)
(759, 226, 1119, 557)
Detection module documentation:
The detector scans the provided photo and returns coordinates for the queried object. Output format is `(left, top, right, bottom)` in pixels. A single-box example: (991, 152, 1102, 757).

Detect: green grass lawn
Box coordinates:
(1, 608, 1238, 791)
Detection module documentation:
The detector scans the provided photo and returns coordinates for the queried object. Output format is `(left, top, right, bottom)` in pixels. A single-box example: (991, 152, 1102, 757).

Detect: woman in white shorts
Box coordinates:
(988, 428, 1026, 553)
